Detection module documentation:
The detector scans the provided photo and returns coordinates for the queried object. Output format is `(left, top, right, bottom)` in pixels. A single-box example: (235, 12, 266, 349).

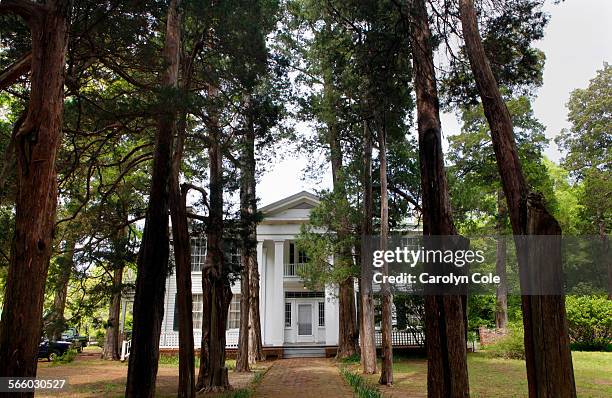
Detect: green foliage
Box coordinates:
(296, 190, 360, 289)
(339, 353, 361, 364)
(556, 63, 611, 236)
(544, 160, 583, 234)
(466, 295, 523, 333)
(484, 323, 525, 360)
(340, 368, 382, 398)
(565, 296, 612, 351)
(448, 95, 554, 233)
(51, 348, 79, 365)
(442, 0, 548, 106)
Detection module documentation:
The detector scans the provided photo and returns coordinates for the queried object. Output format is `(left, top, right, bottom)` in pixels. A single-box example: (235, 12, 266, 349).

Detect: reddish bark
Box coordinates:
(409, 0, 470, 396)
(196, 85, 232, 392)
(0, 1, 71, 391)
(459, 1, 576, 396)
(170, 129, 196, 396)
(378, 127, 393, 386)
(102, 256, 124, 361)
(360, 122, 377, 374)
(126, 1, 181, 396)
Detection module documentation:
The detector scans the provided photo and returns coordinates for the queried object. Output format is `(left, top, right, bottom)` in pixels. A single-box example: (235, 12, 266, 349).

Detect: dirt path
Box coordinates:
(253, 358, 353, 398)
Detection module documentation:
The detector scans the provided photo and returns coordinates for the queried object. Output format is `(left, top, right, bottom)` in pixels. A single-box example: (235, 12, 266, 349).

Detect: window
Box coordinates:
(289, 243, 309, 264)
(285, 291, 324, 299)
(298, 248, 309, 264)
(285, 302, 292, 327)
(192, 294, 203, 330)
(224, 241, 241, 270)
(191, 237, 206, 272)
(227, 295, 241, 330)
(318, 302, 325, 327)
(229, 244, 241, 269)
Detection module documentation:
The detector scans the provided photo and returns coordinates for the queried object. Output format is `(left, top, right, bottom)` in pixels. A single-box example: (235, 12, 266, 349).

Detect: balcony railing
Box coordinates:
(284, 263, 308, 277)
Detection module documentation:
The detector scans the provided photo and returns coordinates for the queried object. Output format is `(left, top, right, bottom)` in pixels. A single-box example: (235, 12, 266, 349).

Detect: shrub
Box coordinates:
(565, 296, 612, 351)
(484, 323, 525, 360)
(52, 348, 78, 365)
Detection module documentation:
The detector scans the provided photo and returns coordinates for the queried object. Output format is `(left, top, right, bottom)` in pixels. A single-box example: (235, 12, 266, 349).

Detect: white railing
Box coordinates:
(361, 330, 425, 347)
(159, 330, 239, 349)
(284, 263, 308, 277)
(120, 339, 131, 361)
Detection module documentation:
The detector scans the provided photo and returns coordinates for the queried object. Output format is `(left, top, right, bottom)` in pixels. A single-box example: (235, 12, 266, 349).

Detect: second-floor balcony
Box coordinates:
(283, 263, 308, 278)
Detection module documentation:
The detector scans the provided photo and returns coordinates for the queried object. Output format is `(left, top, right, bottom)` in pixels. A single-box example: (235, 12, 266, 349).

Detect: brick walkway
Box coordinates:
(253, 358, 353, 398)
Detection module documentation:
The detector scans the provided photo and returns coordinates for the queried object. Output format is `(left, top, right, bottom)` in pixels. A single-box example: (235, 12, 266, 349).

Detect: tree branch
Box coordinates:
(0, 0, 46, 27)
(0, 51, 31, 91)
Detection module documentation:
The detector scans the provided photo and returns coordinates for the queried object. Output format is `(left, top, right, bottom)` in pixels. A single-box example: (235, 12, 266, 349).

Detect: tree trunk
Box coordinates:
(326, 104, 358, 359)
(378, 127, 393, 386)
(459, 1, 576, 396)
(102, 256, 124, 361)
(495, 190, 508, 330)
(196, 85, 232, 392)
(236, 98, 256, 372)
(409, 1, 470, 396)
(248, 256, 264, 363)
(47, 236, 77, 341)
(360, 121, 377, 374)
(170, 117, 196, 396)
(0, 0, 71, 388)
(126, 1, 181, 396)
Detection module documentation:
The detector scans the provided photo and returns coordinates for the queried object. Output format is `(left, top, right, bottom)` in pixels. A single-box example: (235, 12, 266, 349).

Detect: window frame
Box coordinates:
(284, 302, 292, 328)
(191, 237, 206, 272)
(192, 294, 203, 330)
(226, 295, 241, 330)
(318, 301, 325, 327)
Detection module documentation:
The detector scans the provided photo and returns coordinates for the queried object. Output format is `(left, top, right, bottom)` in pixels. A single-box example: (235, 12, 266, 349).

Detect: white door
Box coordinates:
(297, 304, 314, 342)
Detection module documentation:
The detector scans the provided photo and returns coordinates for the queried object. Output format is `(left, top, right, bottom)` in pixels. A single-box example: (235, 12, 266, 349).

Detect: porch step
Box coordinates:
(283, 346, 326, 358)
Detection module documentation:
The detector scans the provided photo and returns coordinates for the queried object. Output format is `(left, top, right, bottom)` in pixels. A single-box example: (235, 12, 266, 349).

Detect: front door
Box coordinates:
(297, 303, 314, 342)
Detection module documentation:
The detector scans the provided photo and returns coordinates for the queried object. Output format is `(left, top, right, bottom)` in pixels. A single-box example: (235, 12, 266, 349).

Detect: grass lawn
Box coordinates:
(346, 351, 612, 398)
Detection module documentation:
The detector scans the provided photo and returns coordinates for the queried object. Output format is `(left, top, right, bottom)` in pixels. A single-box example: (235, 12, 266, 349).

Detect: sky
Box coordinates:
(256, 0, 612, 207)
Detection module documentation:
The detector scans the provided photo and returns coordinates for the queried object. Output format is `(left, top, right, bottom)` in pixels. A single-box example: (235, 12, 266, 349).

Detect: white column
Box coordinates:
(272, 240, 285, 346)
(256, 241, 266, 343)
(325, 284, 339, 345)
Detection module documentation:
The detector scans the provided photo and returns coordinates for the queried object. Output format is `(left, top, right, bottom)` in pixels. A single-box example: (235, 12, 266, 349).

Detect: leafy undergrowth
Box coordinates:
(482, 324, 525, 360)
(51, 348, 79, 365)
(340, 367, 382, 398)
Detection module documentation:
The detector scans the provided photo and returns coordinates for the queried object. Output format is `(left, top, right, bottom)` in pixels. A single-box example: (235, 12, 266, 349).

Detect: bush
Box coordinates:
(484, 324, 525, 360)
(565, 296, 612, 351)
(52, 348, 78, 365)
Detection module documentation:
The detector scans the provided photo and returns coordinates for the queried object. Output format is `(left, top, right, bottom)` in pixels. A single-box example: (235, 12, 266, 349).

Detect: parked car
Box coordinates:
(38, 339, 72, 361)
(61, 328, 88, 351)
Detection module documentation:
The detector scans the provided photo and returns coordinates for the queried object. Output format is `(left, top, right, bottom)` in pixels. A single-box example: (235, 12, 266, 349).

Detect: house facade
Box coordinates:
(158, 191, 340, 349)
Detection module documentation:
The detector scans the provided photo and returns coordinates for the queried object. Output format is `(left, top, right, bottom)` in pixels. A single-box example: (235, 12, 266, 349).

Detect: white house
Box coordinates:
(158, 191, 340, 352)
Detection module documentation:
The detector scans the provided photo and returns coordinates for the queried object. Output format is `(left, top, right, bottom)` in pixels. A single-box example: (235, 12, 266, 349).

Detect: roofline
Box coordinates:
(259, 191, 320, 215)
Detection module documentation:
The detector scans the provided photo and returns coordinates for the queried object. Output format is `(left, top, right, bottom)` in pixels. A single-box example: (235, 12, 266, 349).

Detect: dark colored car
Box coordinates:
(38, 339, 72, 361)
(60, 328, 88, 351)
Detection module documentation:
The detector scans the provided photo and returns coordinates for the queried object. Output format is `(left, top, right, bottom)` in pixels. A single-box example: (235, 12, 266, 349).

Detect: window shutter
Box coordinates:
(172, 293, 178, 331)
(289, 243, 295, 264)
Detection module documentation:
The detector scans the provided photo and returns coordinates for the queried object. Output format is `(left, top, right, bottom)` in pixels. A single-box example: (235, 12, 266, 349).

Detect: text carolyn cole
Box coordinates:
(372, 247, 485, 268)
(373, 272, 500, 286)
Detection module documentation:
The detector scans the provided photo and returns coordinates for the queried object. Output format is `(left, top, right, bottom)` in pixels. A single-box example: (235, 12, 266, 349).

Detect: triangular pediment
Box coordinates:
(259, 191, 319, 219)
